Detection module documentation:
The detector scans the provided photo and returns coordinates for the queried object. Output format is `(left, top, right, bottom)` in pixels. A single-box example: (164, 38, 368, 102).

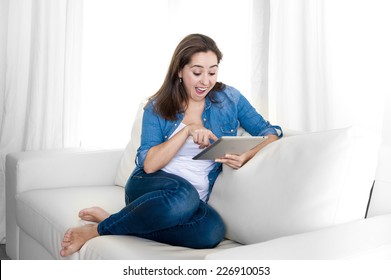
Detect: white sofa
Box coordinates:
(5, 105, 391, 260)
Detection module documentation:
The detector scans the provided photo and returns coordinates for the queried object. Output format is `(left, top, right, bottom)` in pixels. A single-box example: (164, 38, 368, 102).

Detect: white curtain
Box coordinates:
(266, 0, 391, 137)
(249, 0, 271, 118)
(0, 0, 83, 244)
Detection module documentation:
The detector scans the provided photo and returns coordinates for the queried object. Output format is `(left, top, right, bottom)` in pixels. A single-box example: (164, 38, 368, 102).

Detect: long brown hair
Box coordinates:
(147, 34, 225, 120)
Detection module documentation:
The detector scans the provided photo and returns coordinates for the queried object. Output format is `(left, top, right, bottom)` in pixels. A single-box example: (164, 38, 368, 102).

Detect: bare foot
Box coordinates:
(78, 207, 110, 223)
(60, 224, 99, 257)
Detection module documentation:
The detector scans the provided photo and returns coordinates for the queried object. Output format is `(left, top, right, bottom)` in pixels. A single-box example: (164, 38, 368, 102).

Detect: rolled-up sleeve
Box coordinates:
(135, 104, 165, 168)
(237, 94, 283, 138)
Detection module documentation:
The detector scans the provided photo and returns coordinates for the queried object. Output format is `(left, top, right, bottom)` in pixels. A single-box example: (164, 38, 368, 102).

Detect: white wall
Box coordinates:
(381, 95, 391, 146)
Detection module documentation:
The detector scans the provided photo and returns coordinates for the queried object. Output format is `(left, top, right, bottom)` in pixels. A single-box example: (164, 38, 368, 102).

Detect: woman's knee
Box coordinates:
(125, 170, 200, 223)
(160, 177, 200, 221)
(205, 209, 226, 248)
(192, 204, 226, 249)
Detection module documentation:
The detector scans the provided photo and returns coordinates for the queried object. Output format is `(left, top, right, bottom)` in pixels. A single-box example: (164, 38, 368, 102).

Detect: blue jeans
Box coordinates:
(97, 169, 226, 249)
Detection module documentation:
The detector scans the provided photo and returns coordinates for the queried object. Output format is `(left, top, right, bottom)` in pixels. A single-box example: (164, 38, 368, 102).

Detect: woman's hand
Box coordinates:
(215, 134, 279, 169)
(144, 124, 218, 174)
(186, 124, 218, 149)
(215, 152, 252, 169)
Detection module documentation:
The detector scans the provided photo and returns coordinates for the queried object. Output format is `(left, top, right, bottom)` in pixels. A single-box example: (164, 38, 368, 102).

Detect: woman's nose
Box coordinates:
(200, 75, 209, 85)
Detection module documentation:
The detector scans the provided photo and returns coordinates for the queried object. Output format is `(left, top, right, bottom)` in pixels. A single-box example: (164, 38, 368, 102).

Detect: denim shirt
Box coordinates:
(134, 85, 283, 200)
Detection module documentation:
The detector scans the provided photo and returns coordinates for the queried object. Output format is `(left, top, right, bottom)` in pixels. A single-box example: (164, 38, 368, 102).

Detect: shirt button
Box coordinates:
(164, 135, 168, 138)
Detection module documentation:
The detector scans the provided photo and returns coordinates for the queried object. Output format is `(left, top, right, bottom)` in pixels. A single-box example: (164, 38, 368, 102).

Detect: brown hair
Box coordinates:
(147, 34, 225, 120)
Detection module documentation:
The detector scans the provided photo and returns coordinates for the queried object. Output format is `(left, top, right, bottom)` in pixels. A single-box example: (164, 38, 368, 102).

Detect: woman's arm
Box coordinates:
(214, 92, 282, 169)
(143, 126, 189, 173)
(143, 124, 218, 174)
(215, 134, 279, 169)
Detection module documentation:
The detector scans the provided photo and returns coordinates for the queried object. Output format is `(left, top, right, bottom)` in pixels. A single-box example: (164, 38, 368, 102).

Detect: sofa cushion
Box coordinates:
(114, 102, 144, 187)
(16, 185, 125, 259)
(16, 184, 240, 260)
(208, 127, 380, 245)
(80, 235, 239, 260)
(206, 213, 391, 260)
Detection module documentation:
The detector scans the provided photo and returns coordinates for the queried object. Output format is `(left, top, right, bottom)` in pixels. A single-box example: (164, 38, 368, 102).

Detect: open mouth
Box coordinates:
(195, 87, 208, 95)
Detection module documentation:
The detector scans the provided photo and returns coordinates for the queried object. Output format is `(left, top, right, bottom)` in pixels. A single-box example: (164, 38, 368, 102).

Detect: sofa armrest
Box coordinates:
(6, 148, 124, 194)
(205, 213, 391, 260)
(5, 148, 124, 260)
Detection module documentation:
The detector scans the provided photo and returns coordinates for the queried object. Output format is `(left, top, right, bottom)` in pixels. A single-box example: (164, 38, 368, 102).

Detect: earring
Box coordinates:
(179, 77, 183, 84)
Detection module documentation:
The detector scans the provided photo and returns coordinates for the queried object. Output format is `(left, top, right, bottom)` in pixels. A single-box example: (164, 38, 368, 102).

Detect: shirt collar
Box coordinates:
(205, 95, 212, 110)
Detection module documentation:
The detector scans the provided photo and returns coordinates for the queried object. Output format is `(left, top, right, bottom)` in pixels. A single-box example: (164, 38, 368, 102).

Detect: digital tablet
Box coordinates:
(192, 136, 268, 160)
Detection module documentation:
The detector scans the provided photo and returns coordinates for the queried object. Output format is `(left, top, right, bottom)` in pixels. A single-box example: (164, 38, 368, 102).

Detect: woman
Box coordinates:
(60, 34, 282, 257)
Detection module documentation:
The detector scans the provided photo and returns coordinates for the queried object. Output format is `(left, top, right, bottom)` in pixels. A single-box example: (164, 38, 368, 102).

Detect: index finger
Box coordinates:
(209, 132, 218, 142)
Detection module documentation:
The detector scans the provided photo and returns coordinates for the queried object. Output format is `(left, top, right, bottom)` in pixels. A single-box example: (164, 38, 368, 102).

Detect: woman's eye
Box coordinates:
(192, 72, 216, 76)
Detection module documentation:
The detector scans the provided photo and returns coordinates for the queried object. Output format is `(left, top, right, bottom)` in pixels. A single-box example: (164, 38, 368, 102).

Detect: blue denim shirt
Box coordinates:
(134, 85, 282, 200)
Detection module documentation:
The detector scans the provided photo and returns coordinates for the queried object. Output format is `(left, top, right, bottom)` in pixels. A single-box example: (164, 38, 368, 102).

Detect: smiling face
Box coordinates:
(179, 51, 219, 103)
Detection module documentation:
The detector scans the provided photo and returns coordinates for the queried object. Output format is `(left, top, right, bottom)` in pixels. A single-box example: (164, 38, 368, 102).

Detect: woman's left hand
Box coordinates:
(215, 134, 279, 169)
(215, 152, 251, 169)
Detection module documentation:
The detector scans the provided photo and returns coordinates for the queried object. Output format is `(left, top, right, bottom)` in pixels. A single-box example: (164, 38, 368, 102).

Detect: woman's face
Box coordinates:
(179, 51, 219, 103)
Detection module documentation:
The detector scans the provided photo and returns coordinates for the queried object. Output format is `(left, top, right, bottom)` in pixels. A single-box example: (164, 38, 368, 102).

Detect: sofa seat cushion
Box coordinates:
(80, 236, 240, 260)
(16, 185, 126, 259)
(16, 185, 241, 260)
(206, 213, 391, 260)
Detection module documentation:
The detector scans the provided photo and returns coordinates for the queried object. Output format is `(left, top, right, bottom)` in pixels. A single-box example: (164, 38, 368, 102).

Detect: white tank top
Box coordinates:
(162, 123, 215, 201)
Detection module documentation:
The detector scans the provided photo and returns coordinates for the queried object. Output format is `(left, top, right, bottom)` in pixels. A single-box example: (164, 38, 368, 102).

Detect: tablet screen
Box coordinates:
(192, 136, 268, 160)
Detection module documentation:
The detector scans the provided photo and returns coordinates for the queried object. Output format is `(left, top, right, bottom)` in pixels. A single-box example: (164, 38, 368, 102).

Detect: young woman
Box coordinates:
(60, 34, 282, 257)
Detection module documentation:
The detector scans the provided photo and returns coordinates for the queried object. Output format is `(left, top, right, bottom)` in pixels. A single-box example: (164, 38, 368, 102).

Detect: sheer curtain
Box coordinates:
(249, 0, 271, 117)
(0, 0, 83, 244)
(267, 0, 391, 136)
